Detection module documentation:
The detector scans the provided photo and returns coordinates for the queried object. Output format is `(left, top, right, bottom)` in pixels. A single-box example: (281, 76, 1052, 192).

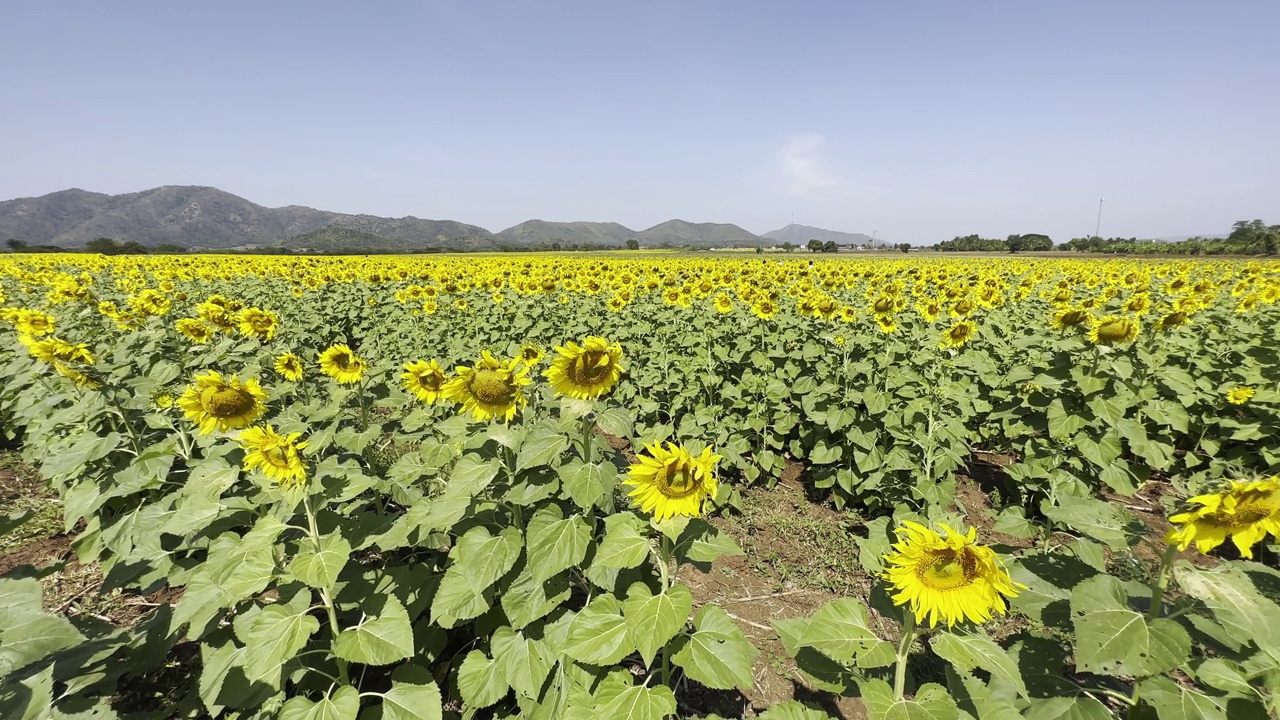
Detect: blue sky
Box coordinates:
(2, 1, 1277, 244)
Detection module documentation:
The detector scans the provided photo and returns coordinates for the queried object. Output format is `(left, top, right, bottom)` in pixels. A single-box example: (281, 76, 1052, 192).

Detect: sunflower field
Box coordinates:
(1, 252, 1279, 720)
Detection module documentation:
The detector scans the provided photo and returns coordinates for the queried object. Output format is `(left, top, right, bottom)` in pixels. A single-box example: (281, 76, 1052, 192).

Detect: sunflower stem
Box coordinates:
(1146, 544, 1178, 621)
(893, 612, 917, 701)
(581, 413, 595, 465)
(303, 493, 349, 686)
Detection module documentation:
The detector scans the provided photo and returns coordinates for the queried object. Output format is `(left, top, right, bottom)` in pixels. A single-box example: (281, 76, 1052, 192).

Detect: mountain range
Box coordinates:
(0, 186, 875, 252)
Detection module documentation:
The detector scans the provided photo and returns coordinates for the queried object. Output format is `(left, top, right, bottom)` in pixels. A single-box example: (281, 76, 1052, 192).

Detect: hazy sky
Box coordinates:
(2, 2, 1277, 244)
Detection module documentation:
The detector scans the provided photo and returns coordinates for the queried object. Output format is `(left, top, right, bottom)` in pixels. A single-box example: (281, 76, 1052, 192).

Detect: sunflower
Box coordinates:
(318, 344, 367, 385)
(623, 442, 721, 522)
(1166, 478, 1280, 558)
(19, 335, 94, 366)
(1154, 310, 1189, 332)
(518, 345, 543, 366)
(751, 299, 778, 320)
(1050, 307, 1090, 331)
(176, 318, 214, 344)
(421, 300, 437, 315)
(274, 352, 304, 382)
(14, 310, 54, 337)
(402, 359, 447, 403)
(875, 314, 898, 334)
(883, 522, 1021, 628)
(238, 307, 279, 341)
(129, 289, 171, 317)
(177, 370, 268, 434)
(239, 425, 308, 490)
(1226, 386, 1255, 405)
(713, 292, 734, 313)
(441, 350, 530, 422)
(939, 320, 977, 349)
(546, 337, 624, 400)
(607, 295, 628, 312)
(1088, 315, 1139, 345)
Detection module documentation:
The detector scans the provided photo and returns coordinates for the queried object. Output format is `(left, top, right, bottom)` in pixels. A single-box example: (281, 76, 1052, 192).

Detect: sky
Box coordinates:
(2, 1, 1278, 245)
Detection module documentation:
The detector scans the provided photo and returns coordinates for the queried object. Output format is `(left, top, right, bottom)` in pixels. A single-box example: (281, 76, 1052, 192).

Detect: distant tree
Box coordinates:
(897, 243, 911, 253)
(755, 247, 764, 254)
(807, 239, 824, 253)
(6, 239, 27, 250)
(625, 238, 640, 250)
(822, 240, 838, 253)
(781, 241, 797, 253)
(152, 244, 186, 253)
(86, 238, 123, 254)
(551, 242, 562, 251)
(1007, 233, 1053, 252)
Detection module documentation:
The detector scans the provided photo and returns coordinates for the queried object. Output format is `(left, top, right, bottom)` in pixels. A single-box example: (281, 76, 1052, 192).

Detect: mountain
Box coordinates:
(497, 220, 635, 248)
(637, 220, 764, 248)
(0, 186, 495, 250)
(763, 223, 878, 246)
(0, 185, 776, 251)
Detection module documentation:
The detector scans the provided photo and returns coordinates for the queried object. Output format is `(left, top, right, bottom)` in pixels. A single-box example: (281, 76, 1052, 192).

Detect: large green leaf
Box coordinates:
(525, 506, 590, 583)
(591, 512, 649, 569)
(456, 649, 507, 709)
(279, 685, 360, 720)
(558, 460, 611, 510)
(289, 531, 351, 590)
(380, 679, 444, 720)
(591, 680, 676, 720)
(562, 595, 634, 666)
(431, 526, 523, 624)
(930, 632, 1027, 699)
(858, 678, 960, 720)
(622, 582, 692, 667)
(1070, 575, 1190, 676)
(1040, 497, 1136, 549)
(333, 595, 415, 666)
(491, 625, 552, 699)
(517, 424, 569, 470)
(237, 595, 319, 681)
(1174, 562, 1280, 657)
(1021, 696, 1113, 720)
(793, 598, 895, 668)
(671, 605, 758, 690)
(0, 611, 84, 676)
(757, 701, 836, 720)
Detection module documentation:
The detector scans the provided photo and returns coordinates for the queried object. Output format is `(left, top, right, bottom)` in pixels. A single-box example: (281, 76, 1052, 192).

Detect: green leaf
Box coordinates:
(1137, 676, 1231, 720)
(592, 512, 650, 569)
(333, 595, 415, 666)
(237, 595, 320, 682)
(858, 678, 960, 720)
(525, 506, 590, 583)
(792, 598, 895, 668)
(559, 460, 610, 510)
(562, 595, 634, 666)
(289, 532, 351, 590)
(1174, 563, 1280, 658)
(595, 407, 634, 440)
(671, 605, 758, 690)
(456, 649, 507, 709)
(0, 578, 42, 614)
(622, 583, 692, 667)
(592, 681, 676, 720)
(279, 685, 360, 720)
(991, 507, 1037, 540)
(431, 526, 523, 624)
(491, 626, 552, 699)
(516, 425, 569, 470)
(0, 611, 84, 676)
(445, 455, 501, 497)
(930, 632, 1027, 699)
(380, 679, 443, 720)
(1040, 497, 1136, 548)
(500, 561, 571, 630)
(1070, 575, 1190, 676)
(1021, 696, 1113, 720)
(757, 701, 836, 720)
(809, 439, 842, 464)
(677, 519, 744, 565)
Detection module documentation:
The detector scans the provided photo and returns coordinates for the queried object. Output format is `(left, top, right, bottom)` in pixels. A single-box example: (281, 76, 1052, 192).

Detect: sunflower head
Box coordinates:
(875, 314, 898, 334)
(939, 320, 977, 349)
(1226, 386, 1255, 405)
(176, 318, 214, 344)
(442, 350, 530, 422)
(1166, 478, 1280, 558)
(240, 425, 308, 490)
(546, 337, 625, 400)
(318, 344, 367, 385)
(274, 352, 304, 382)
(1155, 310, 1189, 332)
(1088, 315, 1139, 345)
(177, 370, 268, 434)
(518, 345, 543, 365)
(1050, 307, 1090, 330)
(883, 522, 1021, 628)
(623, 442, 722, 522)
(14, 310, 55, 337)
(713, 293, 734, 313)
(402, 359, 448, 403)
(751, 299, 778, 320)
(238, 307, 279, 341)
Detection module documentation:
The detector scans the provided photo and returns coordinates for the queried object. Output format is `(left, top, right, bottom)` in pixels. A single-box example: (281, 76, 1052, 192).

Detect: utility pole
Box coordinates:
(1095, 197, 1104, 238)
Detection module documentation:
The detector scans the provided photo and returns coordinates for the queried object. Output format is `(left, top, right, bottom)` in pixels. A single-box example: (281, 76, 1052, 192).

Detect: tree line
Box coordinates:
(930, 220, 1278, 255)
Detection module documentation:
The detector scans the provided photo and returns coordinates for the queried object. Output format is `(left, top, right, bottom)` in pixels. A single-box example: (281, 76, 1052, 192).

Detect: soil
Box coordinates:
(679, 461, 871, 719)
